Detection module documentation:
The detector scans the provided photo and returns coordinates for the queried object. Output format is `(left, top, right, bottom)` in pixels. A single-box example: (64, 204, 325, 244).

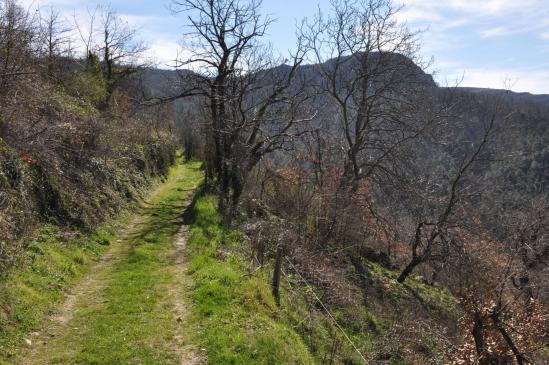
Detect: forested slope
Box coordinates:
(0, 0, 176, 268)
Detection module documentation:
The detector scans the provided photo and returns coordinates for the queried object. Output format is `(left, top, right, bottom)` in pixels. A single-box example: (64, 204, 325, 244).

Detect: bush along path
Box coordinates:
(14, 159, 205, 365)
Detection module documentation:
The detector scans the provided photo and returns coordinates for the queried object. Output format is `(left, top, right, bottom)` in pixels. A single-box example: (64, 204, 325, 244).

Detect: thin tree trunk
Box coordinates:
(492, 313, 527, 365)
(397, 257, 422, 283)
(472, 313, 489, 364)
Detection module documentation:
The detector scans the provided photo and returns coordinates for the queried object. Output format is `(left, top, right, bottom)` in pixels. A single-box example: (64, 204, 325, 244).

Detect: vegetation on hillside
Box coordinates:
(184, 193, 460, 364)
(0, 0, 176, 269)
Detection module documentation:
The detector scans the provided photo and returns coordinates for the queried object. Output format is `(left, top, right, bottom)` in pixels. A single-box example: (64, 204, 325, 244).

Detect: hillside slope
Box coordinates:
(179, 193, 460, 364)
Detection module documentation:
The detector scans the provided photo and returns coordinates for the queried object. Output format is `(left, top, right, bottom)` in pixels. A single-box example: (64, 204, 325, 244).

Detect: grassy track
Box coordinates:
(15, 159, 203, 365)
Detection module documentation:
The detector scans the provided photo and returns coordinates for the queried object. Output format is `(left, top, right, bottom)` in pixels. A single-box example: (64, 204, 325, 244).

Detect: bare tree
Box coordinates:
(397, 113, 496, 283)
(449, 204, 548, 364)
(299, 0, 440, 193)
(38, 6, 71, 78)
(73, 5, 99, 62)
(171, 0, 312, 225)
(97, 6, 147, 101)
(0, 0, 36, 89)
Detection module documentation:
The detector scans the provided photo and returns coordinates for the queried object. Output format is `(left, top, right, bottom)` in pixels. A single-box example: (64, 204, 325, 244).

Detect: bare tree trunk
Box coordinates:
(472, 313, 489, 365)
(398, 223, 427, 283)
(492, 313, 527, 365)
(397, 257, 422, 283)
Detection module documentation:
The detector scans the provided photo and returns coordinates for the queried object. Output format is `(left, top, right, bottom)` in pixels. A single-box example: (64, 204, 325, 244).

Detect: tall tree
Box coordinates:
(299, 0, 440, 193)
(171, 0, 311, 225)
(39, 7, 72, 79)
(0, 0, 35, 91)
(99, 6, 146, 84)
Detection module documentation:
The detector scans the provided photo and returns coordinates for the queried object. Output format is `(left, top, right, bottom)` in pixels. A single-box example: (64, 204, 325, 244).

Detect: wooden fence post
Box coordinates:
(272, 246, 283, 306)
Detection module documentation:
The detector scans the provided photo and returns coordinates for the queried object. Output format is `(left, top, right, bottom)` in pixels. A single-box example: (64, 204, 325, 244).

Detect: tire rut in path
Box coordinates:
(168, 223, 207, 365)
(19, 218, 142, 364)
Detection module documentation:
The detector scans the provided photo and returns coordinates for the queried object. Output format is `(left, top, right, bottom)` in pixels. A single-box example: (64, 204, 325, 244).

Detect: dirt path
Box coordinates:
(16, 161, 205, 365)
(168, 224, 207, 365)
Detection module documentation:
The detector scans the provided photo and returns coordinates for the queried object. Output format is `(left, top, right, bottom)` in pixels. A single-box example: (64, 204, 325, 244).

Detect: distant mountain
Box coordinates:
(455, 87, 549, 106)
(137, 54, 549, 190)
(137, 58, 548, 108)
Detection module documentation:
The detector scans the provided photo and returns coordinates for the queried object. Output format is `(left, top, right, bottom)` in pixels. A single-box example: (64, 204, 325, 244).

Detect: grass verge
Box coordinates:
(185, 194, 316, 364)
(0, 215, 125, 363)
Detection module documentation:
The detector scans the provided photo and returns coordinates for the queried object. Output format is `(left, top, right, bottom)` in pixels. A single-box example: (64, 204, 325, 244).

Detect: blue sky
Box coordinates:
(21, 0, 549, 94)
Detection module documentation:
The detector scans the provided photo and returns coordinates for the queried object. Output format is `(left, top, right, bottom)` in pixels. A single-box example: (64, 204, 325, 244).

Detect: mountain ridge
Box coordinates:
(140, 54, 549, 102)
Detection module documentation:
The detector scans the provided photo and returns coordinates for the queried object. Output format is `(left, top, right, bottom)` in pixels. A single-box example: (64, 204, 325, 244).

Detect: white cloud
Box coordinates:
(441, 67, 549, 94)
(480, 18, 549, 38)
(446, 0, 531, 16)
(119, 14, 163, 28)
(403, 0, 545, 17)
(18, 0, 89, 10)
(395, 0, 549, 94)
(396, 7, 443, 23)
(480, 26, 508, 38)
(143, 39, 181, 68)
(400, 0, 549, 39)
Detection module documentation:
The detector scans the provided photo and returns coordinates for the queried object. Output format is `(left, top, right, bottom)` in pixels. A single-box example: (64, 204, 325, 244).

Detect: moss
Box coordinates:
(364, 260, 459, 315)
